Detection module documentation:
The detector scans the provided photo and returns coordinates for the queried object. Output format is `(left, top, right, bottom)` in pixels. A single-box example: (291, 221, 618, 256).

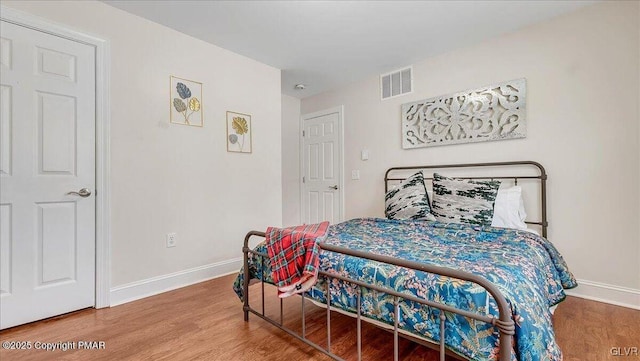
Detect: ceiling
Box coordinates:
(103, 0, 596, 99)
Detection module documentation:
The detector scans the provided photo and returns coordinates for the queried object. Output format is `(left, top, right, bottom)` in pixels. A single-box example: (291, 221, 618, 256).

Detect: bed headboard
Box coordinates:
(384, 161, 548, 238)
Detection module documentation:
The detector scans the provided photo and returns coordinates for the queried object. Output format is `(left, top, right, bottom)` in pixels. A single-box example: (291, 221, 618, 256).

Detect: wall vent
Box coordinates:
(380, 66, 412, 100)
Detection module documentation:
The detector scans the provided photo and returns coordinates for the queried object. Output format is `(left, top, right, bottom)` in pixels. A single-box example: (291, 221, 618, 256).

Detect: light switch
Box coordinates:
(351, 170, 360, 180)
(361, 150, 369, 161)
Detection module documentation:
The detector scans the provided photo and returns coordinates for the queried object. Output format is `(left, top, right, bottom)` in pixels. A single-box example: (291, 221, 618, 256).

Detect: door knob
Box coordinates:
(329, 185, 338, 190)
(67, 188, 92, 198)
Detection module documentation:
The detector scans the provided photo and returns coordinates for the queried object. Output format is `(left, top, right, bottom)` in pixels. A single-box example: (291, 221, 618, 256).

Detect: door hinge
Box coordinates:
(302, 130, 305, 137)
(302, 176, 305, 183)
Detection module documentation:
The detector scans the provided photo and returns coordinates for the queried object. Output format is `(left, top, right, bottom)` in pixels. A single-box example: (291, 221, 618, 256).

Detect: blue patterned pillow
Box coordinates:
(385, 171, 435, 221)
(431, 173, 500, 226)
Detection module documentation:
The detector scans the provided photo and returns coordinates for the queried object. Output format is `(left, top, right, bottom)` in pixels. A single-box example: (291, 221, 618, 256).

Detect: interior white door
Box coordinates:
(301, 109, 342, 225)
(0, 20, 96, 329)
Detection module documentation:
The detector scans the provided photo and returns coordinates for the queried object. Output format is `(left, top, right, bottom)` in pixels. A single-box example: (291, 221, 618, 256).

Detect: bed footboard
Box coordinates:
(242, 231, 515, 361)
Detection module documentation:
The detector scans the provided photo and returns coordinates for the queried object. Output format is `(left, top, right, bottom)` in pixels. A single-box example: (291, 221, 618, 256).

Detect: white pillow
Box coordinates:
(491, 185, 527, 230)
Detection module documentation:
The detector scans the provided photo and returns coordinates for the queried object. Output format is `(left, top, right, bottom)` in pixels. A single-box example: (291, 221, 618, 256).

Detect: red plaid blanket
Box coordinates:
(265, 222, 330, 298)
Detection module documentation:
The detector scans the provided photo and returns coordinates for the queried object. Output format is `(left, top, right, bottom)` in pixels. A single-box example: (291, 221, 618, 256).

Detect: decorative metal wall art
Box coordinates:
(170, 76, 203, 127)
(227, 111, 252, 153)
(401, 78, 526, 149)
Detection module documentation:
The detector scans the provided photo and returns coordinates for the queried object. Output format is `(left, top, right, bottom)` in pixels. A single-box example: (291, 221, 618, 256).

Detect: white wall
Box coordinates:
(281, 94, 301, 226)
(299, 1, 640, 306)
(4, 1, 282, 290)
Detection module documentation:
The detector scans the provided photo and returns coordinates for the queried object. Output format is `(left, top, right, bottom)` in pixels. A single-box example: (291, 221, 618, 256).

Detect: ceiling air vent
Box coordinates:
(380, 66, 412, 100)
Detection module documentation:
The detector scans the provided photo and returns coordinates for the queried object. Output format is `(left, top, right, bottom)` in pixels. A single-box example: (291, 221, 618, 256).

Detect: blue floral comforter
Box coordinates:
(233, 218, 576, 361)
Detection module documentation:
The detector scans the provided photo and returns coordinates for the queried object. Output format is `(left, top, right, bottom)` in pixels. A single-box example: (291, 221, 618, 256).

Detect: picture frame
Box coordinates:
(226, 111, 252, 153)
(170, 76, 203, 127)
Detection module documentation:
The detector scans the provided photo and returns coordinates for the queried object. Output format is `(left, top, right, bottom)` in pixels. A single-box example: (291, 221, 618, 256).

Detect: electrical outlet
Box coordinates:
(351, 170, 360, 180)
(167, 233, 177, 248)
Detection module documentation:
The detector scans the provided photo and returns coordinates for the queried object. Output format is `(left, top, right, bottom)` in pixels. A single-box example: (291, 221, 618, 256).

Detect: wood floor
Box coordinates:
(1, 274, 638, 361)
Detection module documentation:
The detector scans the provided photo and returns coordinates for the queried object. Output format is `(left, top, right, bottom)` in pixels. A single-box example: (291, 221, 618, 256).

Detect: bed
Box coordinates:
(233, 161, 577, 361)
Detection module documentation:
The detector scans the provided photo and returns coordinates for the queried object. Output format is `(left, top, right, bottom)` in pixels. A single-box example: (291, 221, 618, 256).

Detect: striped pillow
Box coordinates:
(385, 171, 436, 221)
(431, 173, 500, 226)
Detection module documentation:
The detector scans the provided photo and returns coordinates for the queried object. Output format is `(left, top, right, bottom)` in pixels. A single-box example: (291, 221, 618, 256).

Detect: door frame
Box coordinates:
(1, 6, 112, 308)
(299, 106, 345, 224)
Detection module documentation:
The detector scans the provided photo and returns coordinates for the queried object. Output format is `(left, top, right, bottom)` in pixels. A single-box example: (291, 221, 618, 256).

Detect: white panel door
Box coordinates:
(0, 21, 96, 329)
(301, 109, 342, 225)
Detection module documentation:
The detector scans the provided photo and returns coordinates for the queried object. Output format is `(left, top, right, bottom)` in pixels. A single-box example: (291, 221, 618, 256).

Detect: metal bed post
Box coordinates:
(261, 255, 265, 316)
(356, 287, 362, 361)
(302, 293, 306, 338)
(439, 311, 446, 361)
(540, 165, 548, 238)
(326, 279, 332, 352)
(243, 230, 266, 322)
(393, 297, 399, 361)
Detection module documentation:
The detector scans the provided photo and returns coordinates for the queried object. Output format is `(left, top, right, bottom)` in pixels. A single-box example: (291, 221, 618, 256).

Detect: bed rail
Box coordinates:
(242, 231, 515, 361)
(385, 160, 548, 237)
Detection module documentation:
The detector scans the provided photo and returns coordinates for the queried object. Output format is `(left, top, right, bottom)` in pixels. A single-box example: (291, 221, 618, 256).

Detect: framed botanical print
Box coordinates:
(226, 111, 252, 153)
(170, 76, 203, 127)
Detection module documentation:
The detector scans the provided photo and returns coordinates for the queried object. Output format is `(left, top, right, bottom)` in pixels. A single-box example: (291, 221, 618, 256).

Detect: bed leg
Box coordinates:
(243, 259, 249, 321)
(243, 255, 249, 322)
(243, 235, 251, 322)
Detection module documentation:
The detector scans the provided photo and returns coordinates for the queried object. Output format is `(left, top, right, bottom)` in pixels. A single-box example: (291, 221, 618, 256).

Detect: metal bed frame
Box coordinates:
(242, 161, 548, 361)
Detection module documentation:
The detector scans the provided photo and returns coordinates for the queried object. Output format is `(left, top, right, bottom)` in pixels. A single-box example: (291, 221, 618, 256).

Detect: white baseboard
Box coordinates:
(109, 257, 242, 306)
(565, 278, 640, 310)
